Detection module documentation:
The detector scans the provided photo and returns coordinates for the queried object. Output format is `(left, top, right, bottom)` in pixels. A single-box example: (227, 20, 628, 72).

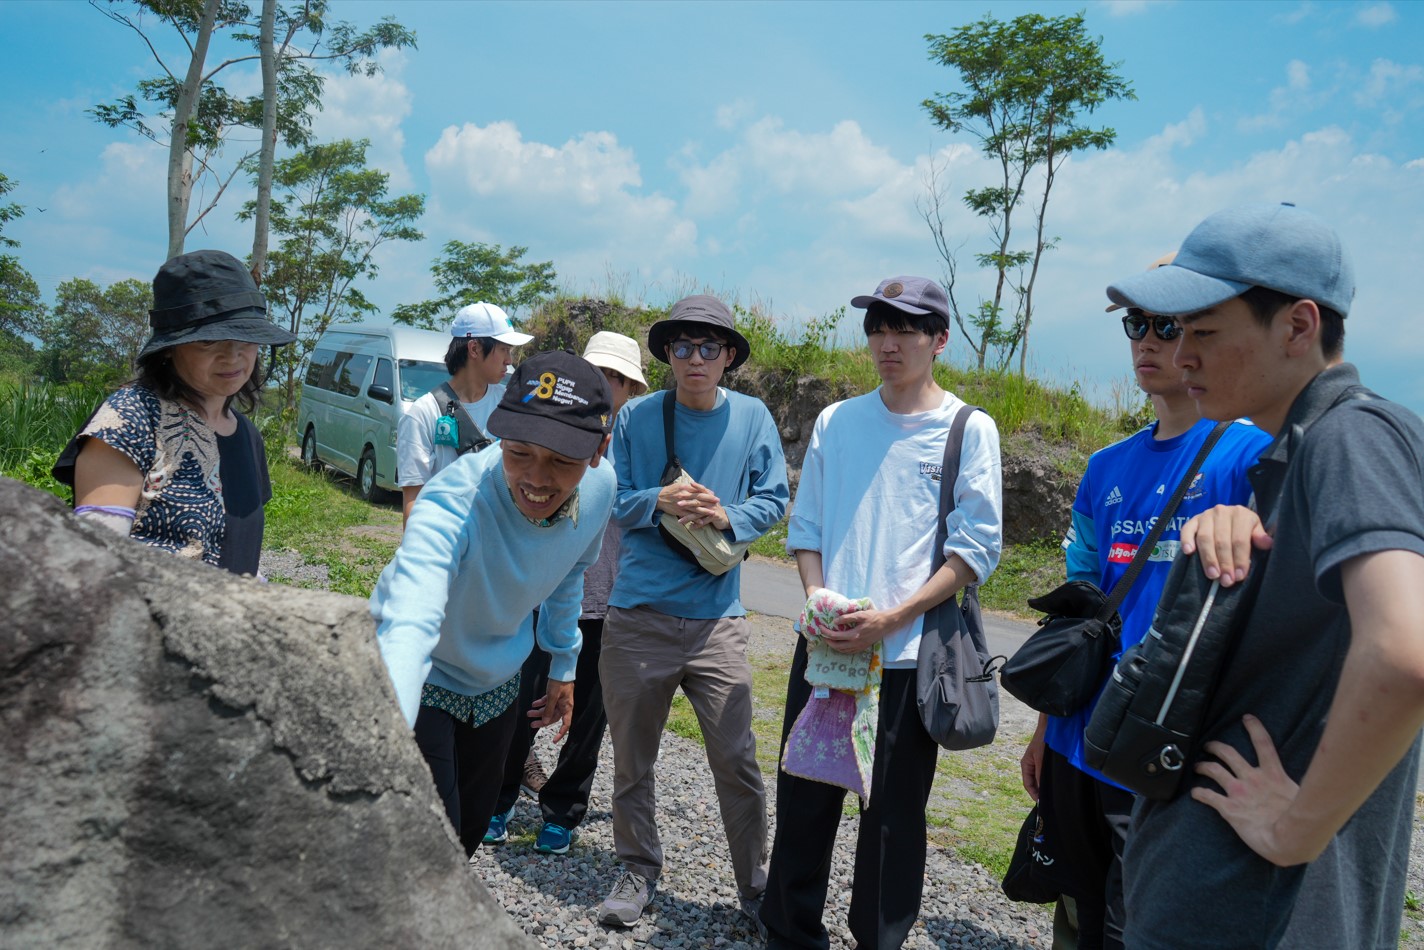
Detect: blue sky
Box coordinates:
(4, 0, 1423, 412)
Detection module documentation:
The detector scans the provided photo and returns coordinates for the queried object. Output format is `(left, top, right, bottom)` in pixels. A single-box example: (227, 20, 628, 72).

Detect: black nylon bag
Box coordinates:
(1001, 804, 1063, 905)
(1083, 549, 1263, 800)
(999, 581, 1122, 717)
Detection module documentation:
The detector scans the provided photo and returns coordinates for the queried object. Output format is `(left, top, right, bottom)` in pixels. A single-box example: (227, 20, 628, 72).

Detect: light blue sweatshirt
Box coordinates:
(370, 447, 616, 727)
(608, 388, 789, 619)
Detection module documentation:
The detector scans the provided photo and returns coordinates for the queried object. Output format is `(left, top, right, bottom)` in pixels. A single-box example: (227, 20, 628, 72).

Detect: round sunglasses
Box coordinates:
(1121, 308, 1181, 342)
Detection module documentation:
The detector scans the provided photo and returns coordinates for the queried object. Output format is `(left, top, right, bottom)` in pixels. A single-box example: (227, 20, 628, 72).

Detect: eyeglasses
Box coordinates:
(669, 340, 725, 361)
(1121, 308, 1181, 342)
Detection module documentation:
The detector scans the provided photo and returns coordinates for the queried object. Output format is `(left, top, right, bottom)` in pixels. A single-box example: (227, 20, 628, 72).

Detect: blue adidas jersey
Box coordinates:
(1044, 417, 1273, 783)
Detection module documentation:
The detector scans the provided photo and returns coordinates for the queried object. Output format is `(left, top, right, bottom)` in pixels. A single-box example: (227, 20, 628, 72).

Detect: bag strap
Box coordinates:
(1099, 420, 1231, 619)
(932, 404, 981, 574)
(661, 387, 681, 471)
(436, 381, 493, 456)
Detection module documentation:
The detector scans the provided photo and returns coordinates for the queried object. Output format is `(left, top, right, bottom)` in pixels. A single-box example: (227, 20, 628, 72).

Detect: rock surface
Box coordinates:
(0, 478, 531, 950)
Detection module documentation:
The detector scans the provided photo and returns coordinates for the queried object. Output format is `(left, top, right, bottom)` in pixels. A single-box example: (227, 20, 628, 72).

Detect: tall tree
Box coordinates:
(0, 173, 46, 362)
(391, 241, 557, 331)
(239, 138, 423, 414)
(37, 278, 153, 386)
(920, 12, 1134, 372)
(89, 0, 416, 263)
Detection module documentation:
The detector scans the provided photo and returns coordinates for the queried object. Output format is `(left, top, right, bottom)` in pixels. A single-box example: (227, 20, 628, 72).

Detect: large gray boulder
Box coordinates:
(0, 478, 531, 949)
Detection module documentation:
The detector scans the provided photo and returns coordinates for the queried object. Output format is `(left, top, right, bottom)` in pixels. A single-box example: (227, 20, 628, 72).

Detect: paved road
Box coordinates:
(740, 555, 1036, 658)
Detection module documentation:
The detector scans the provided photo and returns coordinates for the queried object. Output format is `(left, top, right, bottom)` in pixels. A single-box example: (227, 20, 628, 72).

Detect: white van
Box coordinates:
(296, 324, 451, 500)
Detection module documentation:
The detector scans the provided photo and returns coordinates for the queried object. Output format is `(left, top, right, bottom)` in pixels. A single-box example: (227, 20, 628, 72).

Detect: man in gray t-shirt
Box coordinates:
(1104, 203, 1424, 949)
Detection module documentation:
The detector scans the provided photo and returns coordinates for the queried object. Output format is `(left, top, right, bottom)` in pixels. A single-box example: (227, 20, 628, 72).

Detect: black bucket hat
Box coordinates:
(138, 250, 297, 359)
(646, 294, 751, 370)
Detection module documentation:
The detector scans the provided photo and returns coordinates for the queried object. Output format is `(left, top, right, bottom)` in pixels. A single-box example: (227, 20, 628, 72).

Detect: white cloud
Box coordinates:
(420, 120, 697, 298)
(716, 100, 755, 130)
(1098, 0, 1156, 16)
(309, 49, 415, 189)
(1354, 2, 1397, 27)
(1354, 58, 1424, 115)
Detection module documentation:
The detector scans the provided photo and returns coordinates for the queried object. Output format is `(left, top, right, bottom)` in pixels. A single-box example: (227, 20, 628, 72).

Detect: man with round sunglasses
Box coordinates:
(595, 295, 788, 932)
(1018, 255, 1269, 950)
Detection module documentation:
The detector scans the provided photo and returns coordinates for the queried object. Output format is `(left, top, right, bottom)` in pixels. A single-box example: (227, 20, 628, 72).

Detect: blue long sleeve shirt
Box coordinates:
(370, 447, 616, 727)
(608, 388, 789, 619)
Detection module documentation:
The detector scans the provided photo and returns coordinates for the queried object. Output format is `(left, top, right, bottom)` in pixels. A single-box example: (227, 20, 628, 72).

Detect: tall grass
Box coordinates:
(0, 380, 108, 497)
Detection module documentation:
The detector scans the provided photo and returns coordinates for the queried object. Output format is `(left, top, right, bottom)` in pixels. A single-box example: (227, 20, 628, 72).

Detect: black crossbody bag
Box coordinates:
(999, 421, 1230, 717)
(436, 382, 494, 456)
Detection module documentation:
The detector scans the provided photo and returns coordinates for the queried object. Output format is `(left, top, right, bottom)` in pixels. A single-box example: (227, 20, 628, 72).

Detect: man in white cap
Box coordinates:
(396, 301, 532, 526)
(1105, 203, 1424, 949)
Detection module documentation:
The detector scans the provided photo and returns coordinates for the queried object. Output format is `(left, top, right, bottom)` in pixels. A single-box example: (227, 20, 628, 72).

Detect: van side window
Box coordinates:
(306, 347, 338, 389)
(333, 352, 374, 397)
(372, 358, 394, 394)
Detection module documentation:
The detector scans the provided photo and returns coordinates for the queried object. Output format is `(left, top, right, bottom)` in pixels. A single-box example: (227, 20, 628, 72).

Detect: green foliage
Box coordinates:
(0, 379, 109, 497)
(393, 241, 557, 330)
(736, 305, 845, 379)
(239, 138, 424, 418)
(1, 172, 47, 347)
(979, 539, 1066, 615)
(35, 278, 152, 387)
(921, 11, 1135, 373)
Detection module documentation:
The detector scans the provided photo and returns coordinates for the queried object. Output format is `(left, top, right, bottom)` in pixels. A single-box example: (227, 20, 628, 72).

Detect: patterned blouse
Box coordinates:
(78, 385, 229, 566)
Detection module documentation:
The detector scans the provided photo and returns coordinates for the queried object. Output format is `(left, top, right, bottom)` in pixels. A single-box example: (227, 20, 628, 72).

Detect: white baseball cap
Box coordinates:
(449, 302, 534, 345)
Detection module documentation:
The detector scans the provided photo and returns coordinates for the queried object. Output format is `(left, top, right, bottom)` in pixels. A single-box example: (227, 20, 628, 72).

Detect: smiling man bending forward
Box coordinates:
(371, 350, 617, 857)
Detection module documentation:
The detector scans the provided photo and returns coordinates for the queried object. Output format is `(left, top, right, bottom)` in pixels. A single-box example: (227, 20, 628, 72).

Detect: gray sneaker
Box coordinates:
(598, 870, 654, 926)
(740, 893, 768, 940)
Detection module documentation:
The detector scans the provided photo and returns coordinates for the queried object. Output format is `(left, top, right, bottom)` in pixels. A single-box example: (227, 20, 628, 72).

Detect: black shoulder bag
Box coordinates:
(436, 382, 494, 456)
(999, 421, 1230, 718)
(915, 404, 1004, 751)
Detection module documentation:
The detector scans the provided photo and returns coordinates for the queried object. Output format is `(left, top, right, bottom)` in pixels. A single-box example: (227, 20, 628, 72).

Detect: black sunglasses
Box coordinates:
(1121, 308, 1181, 342)
(669, 339, 725, 360)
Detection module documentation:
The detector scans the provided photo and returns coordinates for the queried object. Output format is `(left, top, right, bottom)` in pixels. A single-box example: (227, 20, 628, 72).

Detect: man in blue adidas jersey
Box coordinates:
(1019, 256, 1271, 949)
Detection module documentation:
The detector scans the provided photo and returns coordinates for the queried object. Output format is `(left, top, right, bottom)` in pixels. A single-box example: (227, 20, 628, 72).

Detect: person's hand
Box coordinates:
(528, 679, 575, 742)
(656, 479, 729, 530)
(1181, 504, 1273, 587)
(1020, 734, 1046, 802)
(1191, 714, 1310, 867)
(822, 607, 899, 654)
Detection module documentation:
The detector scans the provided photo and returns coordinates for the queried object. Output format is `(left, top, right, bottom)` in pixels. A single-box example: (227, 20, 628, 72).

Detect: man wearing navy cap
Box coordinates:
(1105, 203, 1424, 948)
(371, 350, 616, 858)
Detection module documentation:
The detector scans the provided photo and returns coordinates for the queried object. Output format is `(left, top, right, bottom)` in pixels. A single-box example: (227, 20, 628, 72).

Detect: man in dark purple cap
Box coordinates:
(761, 276, 1003, 949)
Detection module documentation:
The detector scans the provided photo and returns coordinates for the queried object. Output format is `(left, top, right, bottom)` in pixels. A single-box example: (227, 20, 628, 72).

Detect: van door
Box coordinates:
(367, 356, 399, 489)
(327, 349, 374, 473)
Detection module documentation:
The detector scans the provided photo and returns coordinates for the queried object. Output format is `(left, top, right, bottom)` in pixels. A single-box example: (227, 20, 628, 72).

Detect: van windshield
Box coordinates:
(398, 360, 450, 402)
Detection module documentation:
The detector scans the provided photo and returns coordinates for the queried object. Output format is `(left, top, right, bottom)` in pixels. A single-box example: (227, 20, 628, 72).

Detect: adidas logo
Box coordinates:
(1105, 486, 1123, 506)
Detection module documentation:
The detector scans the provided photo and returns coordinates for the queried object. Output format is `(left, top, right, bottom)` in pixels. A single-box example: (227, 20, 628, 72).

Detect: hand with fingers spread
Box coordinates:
(657, 478, 730, 531)
(1190, 714, 1309, 866)
(528, 679, 576, 743)
(1181, 504, 1274, 587)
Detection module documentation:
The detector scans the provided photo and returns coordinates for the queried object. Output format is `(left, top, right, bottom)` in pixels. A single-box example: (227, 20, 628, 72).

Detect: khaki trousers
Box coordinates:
(600, 605, 769, 899)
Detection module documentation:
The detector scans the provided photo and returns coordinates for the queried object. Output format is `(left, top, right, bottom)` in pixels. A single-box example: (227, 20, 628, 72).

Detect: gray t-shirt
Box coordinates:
(1123, 364, 1424, 950)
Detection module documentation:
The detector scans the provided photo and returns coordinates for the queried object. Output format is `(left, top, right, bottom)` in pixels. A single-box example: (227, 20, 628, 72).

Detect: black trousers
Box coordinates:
(493, 618, 612, 828)
(762, 638, 940, 950)
(1038, 747, 1133, 950)
(413, 696, 520, 857)
(494, 646, 550, 816)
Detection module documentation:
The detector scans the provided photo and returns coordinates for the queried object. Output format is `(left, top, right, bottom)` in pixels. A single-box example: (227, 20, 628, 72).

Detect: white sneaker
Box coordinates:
(598, 870, 654, 926)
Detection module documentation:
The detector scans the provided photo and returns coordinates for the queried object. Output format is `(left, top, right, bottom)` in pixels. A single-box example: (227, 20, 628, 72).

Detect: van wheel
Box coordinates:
(357, 448, 379, 502)
(301, 426, 321, 470)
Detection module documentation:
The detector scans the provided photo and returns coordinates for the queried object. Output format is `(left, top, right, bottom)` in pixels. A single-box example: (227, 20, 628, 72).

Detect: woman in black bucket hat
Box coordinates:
(53, 250, 297, 576)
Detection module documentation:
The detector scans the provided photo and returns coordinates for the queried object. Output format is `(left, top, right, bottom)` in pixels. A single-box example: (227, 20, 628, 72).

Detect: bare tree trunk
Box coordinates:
(250, 0, 278, 285)
(166, 0, 221, 261)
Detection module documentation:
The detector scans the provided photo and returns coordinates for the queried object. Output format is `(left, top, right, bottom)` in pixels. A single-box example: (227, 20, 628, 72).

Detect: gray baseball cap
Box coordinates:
(1106, 203, 1355, 318)
(851, 276, 950, 325)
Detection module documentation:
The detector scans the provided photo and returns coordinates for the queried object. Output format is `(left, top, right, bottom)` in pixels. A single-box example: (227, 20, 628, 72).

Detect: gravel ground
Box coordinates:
(261, 548, 1424, 948)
